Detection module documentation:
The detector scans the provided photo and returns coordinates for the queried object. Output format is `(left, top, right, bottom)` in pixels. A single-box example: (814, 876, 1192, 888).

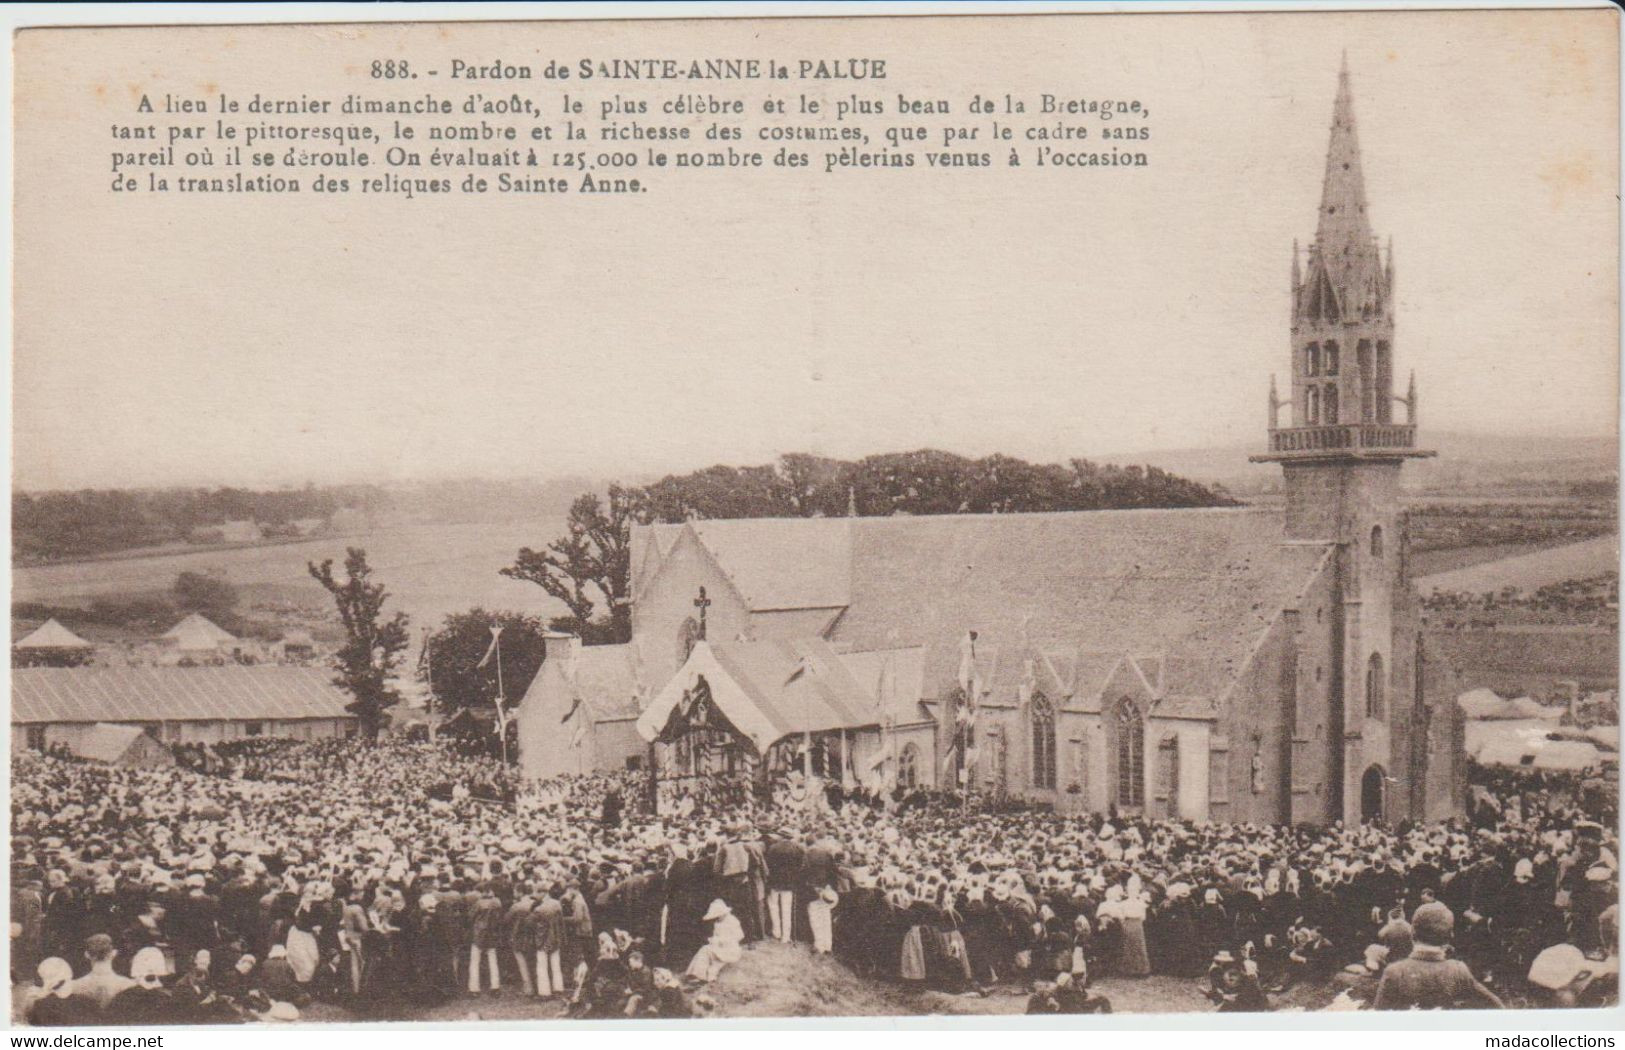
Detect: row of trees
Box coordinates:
(13, 484, 388, 562)
(502, 450, 1235, 645)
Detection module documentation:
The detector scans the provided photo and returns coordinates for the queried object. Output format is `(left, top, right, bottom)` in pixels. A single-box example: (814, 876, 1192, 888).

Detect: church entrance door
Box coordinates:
(1360, 764, 1385, 823)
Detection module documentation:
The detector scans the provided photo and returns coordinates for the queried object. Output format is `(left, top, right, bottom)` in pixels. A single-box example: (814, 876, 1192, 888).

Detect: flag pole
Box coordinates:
(425, 627, 437, 743)
(494, 625, 509, 766)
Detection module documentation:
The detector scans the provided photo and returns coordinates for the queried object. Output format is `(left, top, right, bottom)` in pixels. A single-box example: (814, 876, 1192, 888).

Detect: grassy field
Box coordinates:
(1409, 541, 1578, 579)
(1416, 534, 1619, 595)
(11, 519, 569, 637)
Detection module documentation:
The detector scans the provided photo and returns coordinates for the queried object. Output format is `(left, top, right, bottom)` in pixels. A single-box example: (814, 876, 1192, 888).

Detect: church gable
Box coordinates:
(1100, 654, 1158, 713)
(630, 523, 687, 602)
(1037, 649, 1077, 699)
(1065, 651, 1125, 711)
(630, 525, 754, 686)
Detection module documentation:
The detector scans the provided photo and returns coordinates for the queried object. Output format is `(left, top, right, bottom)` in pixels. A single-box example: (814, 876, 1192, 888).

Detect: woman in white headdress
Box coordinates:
(1102, 884, 1151, 978)
(285, 883, 323, 984)
(685, 899, 744, 982)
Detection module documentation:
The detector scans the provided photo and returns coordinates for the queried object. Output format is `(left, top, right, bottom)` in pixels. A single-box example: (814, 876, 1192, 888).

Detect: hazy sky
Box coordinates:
(13, 10, 1618, 491)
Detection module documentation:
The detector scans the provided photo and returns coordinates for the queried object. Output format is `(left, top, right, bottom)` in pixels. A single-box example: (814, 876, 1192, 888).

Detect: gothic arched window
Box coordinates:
(1366, 652, 1386, 721)
(1324, 341, 1340, 376)
(1031, 694, 1057, 790)
(1306, 387, 1321, 425)
(1113, 698, 1145, 808)
(898, 743, 920, 789)
(1370, 525, 1384, 558)
(1324, 385, 1340, 425)
(1305, 343, 1320, 376)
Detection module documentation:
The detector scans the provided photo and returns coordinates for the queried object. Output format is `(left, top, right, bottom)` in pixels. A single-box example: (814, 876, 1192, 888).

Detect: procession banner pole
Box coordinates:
(494, 627, 508, 766)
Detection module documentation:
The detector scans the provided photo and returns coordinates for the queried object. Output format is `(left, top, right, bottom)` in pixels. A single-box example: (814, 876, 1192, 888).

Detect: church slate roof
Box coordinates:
(836, 507, 1328, 705)
(685, 519, 853, 611)
(571, 644, 644, 721)
(648, 507, 1330, 711)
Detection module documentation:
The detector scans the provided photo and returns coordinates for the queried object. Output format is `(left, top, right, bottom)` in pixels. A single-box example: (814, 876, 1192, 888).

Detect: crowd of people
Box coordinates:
(10, 736, 1619, 1025)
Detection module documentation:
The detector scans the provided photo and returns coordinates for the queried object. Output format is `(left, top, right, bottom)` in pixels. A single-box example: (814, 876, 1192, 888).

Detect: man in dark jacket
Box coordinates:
(170, 876, 221, 977)
(764, 830, 804, 943)
(796, 839, 839, 943)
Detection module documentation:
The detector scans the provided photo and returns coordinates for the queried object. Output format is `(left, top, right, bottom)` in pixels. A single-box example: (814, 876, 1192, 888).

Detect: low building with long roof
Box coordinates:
(11, 665, 356, 753)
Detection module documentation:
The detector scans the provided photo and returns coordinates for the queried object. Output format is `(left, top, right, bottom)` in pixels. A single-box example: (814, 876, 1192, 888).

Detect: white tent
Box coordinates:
(1507, 696, 1563, 721)
(1467, 718, 1605, 772)
(14, 618, 92, 650)
(1457, 687, 1513, 720)
(162, 613, 238, 652)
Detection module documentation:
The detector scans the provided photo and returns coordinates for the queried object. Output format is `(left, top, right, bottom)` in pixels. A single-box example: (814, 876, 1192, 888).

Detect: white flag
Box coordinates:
(477, 625, 503, 669)
(956, 631, 976, 693)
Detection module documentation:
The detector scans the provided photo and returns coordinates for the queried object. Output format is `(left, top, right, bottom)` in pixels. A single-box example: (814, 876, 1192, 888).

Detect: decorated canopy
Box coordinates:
(636, 638, 883, 755)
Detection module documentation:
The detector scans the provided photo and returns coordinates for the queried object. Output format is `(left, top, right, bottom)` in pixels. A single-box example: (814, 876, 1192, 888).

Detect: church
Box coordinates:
(516, 64, 1467, 825)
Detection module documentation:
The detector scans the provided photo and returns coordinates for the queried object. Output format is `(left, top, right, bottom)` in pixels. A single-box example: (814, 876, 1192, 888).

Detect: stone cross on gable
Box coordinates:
(693, 586, 712, 640)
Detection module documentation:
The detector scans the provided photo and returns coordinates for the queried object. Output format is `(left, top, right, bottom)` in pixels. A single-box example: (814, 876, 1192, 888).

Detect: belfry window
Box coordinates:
(1324, 342, 1340, 376)
(1324, 385, 1340, 425)
(1306, 387, 1320, 424)
(1305, 343, 1321, 376)
(1357, 341, 1375, 421)
(1376, 341, 1393, 423)
(1370, 525, 1384, 558)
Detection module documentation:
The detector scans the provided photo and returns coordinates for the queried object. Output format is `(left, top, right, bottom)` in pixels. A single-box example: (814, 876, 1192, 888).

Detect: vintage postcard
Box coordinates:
(7, 4, 1620, 1028)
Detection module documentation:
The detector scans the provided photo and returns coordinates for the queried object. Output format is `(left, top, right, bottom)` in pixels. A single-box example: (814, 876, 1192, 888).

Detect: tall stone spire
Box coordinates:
(1315, 53, 1374, 255)
(1258, 57, 1432, 463)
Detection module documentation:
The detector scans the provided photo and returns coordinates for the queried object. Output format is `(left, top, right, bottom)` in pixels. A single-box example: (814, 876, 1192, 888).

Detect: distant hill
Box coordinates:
(1102, 432, 1618, 496)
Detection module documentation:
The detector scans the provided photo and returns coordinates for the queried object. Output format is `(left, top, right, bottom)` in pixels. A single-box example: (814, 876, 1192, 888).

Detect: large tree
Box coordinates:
(172, 571, 239, 620)
(501, 484, 638, 643)
(308, 547, 411, 741)
(423, 608, 548, 718)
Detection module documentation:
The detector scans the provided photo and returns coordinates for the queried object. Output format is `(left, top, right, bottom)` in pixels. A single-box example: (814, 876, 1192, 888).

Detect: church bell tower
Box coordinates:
(1253, 58, 1434, 824)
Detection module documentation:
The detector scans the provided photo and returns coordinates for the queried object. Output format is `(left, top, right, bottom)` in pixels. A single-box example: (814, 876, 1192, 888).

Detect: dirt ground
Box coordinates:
(282, 941, 1346, 1022)
(12, 942, 1353, 1025)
